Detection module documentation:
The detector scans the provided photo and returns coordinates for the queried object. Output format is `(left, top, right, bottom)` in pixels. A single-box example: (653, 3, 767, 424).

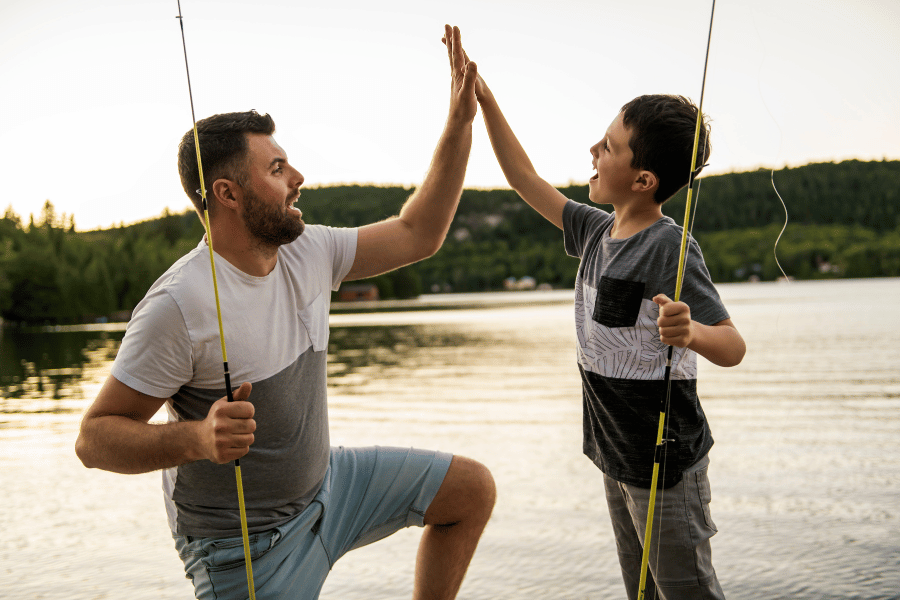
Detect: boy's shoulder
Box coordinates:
(563, 199, 614, 236)
(564, 198, 610, 220)
(644, 215, 685, 244)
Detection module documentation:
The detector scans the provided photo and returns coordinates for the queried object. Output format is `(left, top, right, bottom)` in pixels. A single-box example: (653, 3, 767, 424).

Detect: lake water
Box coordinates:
(1, 278, 898, 599)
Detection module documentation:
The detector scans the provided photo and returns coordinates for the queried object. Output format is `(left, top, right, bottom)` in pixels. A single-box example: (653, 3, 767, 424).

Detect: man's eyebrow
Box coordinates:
(268, 157, 287, 169)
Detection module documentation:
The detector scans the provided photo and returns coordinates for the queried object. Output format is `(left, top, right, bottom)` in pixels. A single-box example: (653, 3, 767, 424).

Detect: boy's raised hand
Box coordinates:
(445, 27, 568, 230)
(653, 294, 694, 348)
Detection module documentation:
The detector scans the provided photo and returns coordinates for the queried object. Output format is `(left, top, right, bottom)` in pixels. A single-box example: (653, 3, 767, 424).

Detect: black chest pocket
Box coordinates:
(592, 276, 645, 328)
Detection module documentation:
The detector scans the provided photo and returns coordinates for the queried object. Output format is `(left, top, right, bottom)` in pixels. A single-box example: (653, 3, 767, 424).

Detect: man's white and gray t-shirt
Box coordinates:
(112, 225, 356, 537)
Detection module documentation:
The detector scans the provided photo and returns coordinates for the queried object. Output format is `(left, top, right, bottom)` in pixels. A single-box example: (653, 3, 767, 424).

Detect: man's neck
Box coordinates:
(207, 220, 279, 277)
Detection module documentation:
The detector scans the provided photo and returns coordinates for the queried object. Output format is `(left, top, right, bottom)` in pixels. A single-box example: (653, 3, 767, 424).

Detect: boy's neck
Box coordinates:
(609, 197, 664, 239)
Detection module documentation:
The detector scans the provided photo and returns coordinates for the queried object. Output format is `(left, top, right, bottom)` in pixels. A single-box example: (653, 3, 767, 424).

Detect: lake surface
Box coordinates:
(1, 279, 898, 599)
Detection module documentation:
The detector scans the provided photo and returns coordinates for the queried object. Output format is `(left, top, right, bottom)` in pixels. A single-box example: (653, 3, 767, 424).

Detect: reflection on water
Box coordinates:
(1, 280, 899, 600)
(328, 325, 479, 389)
(0, 328, 124, 423)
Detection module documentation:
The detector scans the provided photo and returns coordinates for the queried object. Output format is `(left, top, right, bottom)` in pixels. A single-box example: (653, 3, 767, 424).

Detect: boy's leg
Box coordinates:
(622, 454, 725, 600)
(415, 455, 496, 600)
(604, 473, 658, 600)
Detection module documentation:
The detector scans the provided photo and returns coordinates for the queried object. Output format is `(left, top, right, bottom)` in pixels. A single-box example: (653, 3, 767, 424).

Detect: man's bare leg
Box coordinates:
(414, 456, 496, 600)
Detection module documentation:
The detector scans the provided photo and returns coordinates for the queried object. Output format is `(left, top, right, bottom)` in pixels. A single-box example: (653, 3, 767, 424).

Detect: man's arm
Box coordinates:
(343, 25, 478, 282)
(654, 294, 746, 367)
(472, 69, 570, 230)
(75, 376, 255, 474)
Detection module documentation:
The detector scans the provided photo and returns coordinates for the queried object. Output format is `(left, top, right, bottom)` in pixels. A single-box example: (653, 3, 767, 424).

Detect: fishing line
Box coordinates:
(745, 3, 797, 567)
(176, 2, 256, 598)
(637, 1, 715, 598)
(750, 8, 791, 283)
(768, 159, 790, 283)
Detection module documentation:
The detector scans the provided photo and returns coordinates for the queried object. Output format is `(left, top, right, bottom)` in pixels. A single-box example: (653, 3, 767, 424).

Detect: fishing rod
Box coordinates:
(175, 2, 257, 598)
(637, 1, 716, 598)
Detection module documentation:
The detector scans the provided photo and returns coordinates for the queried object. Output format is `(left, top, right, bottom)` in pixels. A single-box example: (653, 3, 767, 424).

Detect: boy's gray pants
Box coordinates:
(603, 453, 726, 600)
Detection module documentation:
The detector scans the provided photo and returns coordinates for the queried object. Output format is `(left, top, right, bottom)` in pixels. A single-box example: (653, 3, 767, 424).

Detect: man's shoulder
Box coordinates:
(277, 224, 357, 276)
(281, 224, 353, 253)
(133, 242, 216, 318)
(153, 242, 211, 293)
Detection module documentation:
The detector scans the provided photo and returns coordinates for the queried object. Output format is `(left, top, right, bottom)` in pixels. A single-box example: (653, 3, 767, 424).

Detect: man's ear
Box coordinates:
(210, 178, 241, 212)
(632, 170, 658, 195)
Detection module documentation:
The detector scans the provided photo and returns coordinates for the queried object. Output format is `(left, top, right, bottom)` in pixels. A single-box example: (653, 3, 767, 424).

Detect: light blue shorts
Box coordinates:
(174, 446, 453, 600)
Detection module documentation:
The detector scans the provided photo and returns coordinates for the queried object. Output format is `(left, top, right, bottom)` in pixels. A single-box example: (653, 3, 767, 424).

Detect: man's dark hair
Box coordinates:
(177, 110, 276, 215)
(620, 95, 711, 203)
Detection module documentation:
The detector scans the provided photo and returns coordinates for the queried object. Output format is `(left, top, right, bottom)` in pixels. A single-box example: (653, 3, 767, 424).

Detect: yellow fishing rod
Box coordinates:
(176, 2, 256, 599)
(637, 1, 716, 598)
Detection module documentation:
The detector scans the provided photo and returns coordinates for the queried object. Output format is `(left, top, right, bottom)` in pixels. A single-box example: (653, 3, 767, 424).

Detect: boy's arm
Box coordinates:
(476, 76, 570, 230)
(654, 294, 746, 367)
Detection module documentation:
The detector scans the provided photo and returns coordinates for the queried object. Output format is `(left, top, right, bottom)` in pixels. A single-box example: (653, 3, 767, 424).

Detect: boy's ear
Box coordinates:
(632, 170, 659, 195)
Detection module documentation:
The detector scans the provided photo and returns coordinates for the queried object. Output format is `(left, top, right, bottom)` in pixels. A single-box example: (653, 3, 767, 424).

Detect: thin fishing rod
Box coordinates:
(176, 2, 257, 598)
(637, 1, 716, 598)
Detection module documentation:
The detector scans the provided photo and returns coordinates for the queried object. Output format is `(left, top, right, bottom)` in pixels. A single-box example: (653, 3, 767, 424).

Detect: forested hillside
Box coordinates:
(1, 160, 897, 324)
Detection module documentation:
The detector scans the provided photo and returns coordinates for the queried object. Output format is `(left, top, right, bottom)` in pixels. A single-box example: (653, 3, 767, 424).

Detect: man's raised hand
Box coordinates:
(444, 24, 478, 124)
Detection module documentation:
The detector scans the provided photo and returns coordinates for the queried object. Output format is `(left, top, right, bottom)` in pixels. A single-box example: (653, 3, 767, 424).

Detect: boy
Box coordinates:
(454, 35, 745, 600)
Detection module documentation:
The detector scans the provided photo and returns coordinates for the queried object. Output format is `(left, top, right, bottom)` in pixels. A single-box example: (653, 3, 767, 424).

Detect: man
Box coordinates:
(76, 25, 495, 600)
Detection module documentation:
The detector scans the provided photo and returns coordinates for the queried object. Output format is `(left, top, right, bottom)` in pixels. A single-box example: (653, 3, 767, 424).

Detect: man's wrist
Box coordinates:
(446, 110, 476, 130)
(178, 419, 206, 464)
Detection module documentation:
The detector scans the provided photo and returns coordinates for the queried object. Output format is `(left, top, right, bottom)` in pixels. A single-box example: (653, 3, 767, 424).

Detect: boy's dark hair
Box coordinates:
(177, 110, 276, 215)
(620, 95, 711, 203)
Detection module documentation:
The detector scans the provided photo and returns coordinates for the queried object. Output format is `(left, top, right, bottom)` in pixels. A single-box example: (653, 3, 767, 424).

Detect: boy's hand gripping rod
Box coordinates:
(637, 2, 716, 599)
(176, 3, 257, 598)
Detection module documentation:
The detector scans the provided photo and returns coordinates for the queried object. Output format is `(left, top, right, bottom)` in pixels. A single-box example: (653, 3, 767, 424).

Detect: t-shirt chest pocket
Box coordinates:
(297, 292, 329, 352)
(592, 276, 645, 328)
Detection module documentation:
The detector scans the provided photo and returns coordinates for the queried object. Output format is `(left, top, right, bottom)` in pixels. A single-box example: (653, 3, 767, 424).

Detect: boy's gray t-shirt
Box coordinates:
(112, 224, 357, 537)
(563, 200, 729, 487)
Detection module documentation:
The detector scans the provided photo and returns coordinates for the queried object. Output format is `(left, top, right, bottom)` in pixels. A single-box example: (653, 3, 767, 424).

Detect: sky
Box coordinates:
(1, 0, 897, 231)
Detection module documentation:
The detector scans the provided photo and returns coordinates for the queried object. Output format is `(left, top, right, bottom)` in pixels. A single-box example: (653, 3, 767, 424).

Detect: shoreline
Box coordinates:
(3, 277, 896, 332)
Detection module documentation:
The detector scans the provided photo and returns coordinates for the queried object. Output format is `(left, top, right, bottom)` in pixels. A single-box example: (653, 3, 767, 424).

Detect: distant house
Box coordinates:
(338, 283, 380, 302)
(109, 310, 135, 323)
(503, 276, 536, 291)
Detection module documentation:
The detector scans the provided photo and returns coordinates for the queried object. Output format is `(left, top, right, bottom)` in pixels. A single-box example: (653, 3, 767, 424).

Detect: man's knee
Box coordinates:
(460, 457, 497, 521)
(425, 455, 496, 526)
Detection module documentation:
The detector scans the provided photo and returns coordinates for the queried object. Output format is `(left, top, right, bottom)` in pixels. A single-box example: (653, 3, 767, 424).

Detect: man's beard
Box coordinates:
(242, 187, 305, 247)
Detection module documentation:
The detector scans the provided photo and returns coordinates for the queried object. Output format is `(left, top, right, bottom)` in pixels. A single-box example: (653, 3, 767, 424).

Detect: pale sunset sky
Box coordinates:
(1, 0, 897, 230)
